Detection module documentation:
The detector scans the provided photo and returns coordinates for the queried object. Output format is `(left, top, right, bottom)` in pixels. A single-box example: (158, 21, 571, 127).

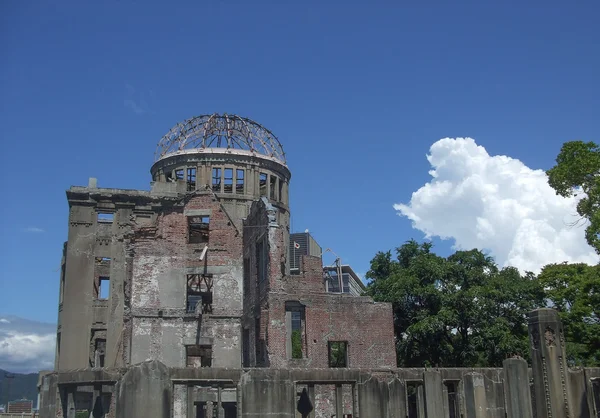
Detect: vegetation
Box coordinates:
(547, 140, 600, 254)
(367, 240, 544, 367)
(538, 262, 600, 366)
(291, 330, 303, 359)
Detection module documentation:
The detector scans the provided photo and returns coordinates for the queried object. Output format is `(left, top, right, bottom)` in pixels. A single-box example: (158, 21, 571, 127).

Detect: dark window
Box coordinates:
(278, 179, 284, 201)
(175, 169, 184, 180)
(186, 345, 212, 367)
(445, 381, 460, 418)
(212, 168, 222, 192)
(99, 276, 110, 299)
(224, 168, 233, 193)
(406, 382, 423, 418)
(236, 169, 244, 194)
(243, 257, 250, 297)
(256, 239, 267, 294)
(259, 173, 267, 196)
(95, 339, 106, 367)
(328, 341, 348, 368)
(188, 216, 209, 244)
(242, 328, 250, 367)
(186, 274, 213, 314)
(270, 175, 277, 199)
(165, 170, 173, 182)
(592, 379, 600, 418)
(187, 168, 196, 191)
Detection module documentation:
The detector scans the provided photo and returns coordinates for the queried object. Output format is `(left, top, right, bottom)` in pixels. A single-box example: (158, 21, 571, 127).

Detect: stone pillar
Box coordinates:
(464, 373, 487, 418)
(528, 308, 571, 418)
(116, 360, 172, 418)
(423, 371, 444, 418)
(503, 358, 533, 418)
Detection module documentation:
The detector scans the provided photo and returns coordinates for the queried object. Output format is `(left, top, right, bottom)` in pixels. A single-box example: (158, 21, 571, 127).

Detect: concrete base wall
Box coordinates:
(38, 361, 600, 418)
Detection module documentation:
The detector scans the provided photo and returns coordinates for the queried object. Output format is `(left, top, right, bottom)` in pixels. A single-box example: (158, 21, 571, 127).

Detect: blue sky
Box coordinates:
(0, 0, 598, 333)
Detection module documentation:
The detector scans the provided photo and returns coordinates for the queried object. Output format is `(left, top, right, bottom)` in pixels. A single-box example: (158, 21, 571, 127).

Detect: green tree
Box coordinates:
(366, 241, 543, 367)
(538, 262, 600, 366)
(547, 141, 600, 254)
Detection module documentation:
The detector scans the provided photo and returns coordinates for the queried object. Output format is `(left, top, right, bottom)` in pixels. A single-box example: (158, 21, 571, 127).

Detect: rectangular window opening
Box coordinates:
(224, 168, 233, 193)
(259, 173, 267, 196)
(97, 212, 114, 223)
(212, 168, 222, 192)
(186, 345, 212, 367)
(406, 382, 424, 418)
(278, 179, 283, 202)
(444, 381, 460, 418)
(270, 175, 277, 200)
(95, 339, 106, 368)
(328, 341, 348, 368)
(256, 239, 267, 294)
(186, 274, 213, 314)
(188, 216, 210, 244)
(291, 310, 303, 359)
(165, 171, 174, 182)
(236, 169, 245, 194)
(99, 276, 110, 299)
(187, 168, 196, 191)
(175, 169, 184, 180)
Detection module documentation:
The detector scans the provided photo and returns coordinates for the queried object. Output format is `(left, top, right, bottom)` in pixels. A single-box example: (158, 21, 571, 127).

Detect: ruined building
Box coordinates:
(39, 114, 600, 417)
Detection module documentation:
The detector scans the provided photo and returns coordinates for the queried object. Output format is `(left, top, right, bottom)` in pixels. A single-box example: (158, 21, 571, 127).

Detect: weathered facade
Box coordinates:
(40, 114, 600, 417)
(44, 114, 405, 417)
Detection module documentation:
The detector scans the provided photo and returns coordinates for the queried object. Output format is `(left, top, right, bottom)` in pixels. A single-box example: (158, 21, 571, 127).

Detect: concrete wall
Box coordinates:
(38, 362, 600, 418)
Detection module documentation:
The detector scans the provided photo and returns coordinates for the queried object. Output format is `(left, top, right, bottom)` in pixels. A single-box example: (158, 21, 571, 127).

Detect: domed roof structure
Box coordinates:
(155, 113, 286, 164)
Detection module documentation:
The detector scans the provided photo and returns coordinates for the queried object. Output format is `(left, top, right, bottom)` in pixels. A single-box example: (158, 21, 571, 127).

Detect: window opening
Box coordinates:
(97, 212, 114, 223)
(212, 167, 222, 192)
(270, 175, 277, 199)
(243, 257, 250, 297)
(279, 178, 284, 202)
(256, 239, 267, 293)
(236, 169, 244, 194)
(291, 311, 302, 359)
(406, 382, 424, 418)
(99, 276, 110, 299)
(328, 341, 348, 368)
(186, 345, 212, 367)
(445, 381, 460, 418)
(175, 169, 184, 180)
(186, 274, 213, 314)
(165, 170, 173, 182)
(242, 328, 250, 367)
(224, 168, 233, 193)
(188, 216, 209, 244)
(187, 168, 196, 191)
(95, 339, 106, 367)
(259, 173, 267, 196)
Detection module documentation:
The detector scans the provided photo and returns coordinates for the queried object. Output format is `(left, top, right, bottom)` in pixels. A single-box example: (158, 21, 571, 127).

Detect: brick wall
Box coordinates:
(128, 192, 243, 368)
(243, 197, 396, 370)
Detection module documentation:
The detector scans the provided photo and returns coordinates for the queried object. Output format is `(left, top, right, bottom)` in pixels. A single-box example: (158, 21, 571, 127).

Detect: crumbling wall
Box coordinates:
(129, 193, 243, 368)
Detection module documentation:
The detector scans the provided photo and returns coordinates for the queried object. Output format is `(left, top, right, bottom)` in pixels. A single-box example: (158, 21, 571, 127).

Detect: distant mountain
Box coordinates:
(0, 369, 39, 408)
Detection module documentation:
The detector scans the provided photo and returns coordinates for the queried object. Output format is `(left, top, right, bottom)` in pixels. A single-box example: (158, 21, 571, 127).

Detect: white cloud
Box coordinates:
(394, 138, 599, 274)
(0, 316, 55, 373)
(24, 227, 44, 233)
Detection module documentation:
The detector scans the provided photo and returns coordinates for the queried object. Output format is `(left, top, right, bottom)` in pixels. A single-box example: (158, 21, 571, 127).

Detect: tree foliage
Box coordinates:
(538, 262, 600, 366)
(367, 240, 544, 367)
(547, 140, 600, 254)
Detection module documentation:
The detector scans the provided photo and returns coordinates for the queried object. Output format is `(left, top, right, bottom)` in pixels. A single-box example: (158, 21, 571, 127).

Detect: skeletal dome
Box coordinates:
(155, 113, 286, 164)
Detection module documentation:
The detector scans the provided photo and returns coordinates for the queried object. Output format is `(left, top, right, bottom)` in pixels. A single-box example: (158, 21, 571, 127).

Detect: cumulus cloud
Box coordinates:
(0, 316, 56, 373)
(24, 227, 44, 233)
(395, 138, 599, 274)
